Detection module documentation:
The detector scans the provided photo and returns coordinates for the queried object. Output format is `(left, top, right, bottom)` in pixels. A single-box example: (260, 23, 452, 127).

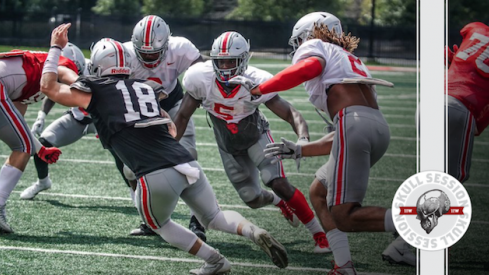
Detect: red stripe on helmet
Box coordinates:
(221, 32, 232, 54)
(111, 40, 125, 67)
(144, 16, 155, 48)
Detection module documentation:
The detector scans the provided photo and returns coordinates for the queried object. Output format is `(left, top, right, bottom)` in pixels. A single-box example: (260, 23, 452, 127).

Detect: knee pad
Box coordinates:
(240, 188, 272, 209)
(38, 137, 53, 148)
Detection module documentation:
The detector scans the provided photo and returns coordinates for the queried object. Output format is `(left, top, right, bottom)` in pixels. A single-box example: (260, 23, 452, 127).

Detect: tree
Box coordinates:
(227, 0, 341, 22)
(141, 0, 205, 17)
(92, 0, 141, 16)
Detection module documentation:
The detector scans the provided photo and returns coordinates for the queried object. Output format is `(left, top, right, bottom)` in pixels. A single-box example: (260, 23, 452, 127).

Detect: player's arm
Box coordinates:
(41, 23, 91, 109)
(301, 131, 335, 156)
(173, 93, 201, 141)
(264, 95, 309, 141)
(191, 55, 205, 66)
(251, 56, 325, 95)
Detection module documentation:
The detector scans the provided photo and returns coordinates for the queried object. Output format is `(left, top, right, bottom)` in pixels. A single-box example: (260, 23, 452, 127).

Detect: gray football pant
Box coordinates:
(167, 99, 197, 159)
(447, 96, 475, 183)
(41, 113, 96, 147)
(135, 161, 220, 229)
(315, 106, 390, 208)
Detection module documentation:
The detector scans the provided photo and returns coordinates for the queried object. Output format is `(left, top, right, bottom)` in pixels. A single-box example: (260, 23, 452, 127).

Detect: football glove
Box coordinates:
(31, 111, 46, 137)
(264, 138, 303, 171)
(38, 146, 62, 164)
(228, 76, 258, 91)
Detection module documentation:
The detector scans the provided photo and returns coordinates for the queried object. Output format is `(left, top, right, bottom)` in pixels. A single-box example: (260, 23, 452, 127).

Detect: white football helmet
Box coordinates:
(89, 38, 132, 77)
(62, 42, 86, 75)
(131, 15, 171, 68)
(210, 31, 250, 83)
(289, 12, 342, 55)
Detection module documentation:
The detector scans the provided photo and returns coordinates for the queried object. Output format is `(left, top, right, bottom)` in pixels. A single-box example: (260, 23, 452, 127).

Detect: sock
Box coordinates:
(327, 228, 352, 267)
(285, 189, 315, 224)
(0, 164, 23, 205)
(39, 175, 50, 185)
(195, 242, 220, 262)
(304, 218, 324, 235)
(34, 154, 49, 180)
(384, 209, 396, 232)
(153, 220, 198, 252)
(128, 188, 136, 207)
(271, 192, 281, 205)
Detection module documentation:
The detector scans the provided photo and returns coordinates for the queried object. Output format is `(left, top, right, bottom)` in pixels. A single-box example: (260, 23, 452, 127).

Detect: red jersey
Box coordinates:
(0, 50, 78, 104)
(447, 22, 489, 135)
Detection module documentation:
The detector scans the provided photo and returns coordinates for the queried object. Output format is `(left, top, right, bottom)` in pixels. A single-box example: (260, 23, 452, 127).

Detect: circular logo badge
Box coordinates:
(392, 171, 472, 251)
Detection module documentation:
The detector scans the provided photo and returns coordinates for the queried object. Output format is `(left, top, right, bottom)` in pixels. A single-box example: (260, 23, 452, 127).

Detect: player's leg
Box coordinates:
(0, 86, 35, 233)
(21, 113, 90, 200)
(218, 147, 278, 209)
(181, 161, 288, 269)
(134, 167, 230, 274)
(250, 130, 331, 253)
(446, 96, 475, 183)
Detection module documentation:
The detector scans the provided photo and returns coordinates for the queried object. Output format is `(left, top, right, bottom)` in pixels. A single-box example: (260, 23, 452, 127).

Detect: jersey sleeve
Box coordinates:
(70, 75, 93, 93)
(182, 62, 207, 100)
(171, 37, 201, 74)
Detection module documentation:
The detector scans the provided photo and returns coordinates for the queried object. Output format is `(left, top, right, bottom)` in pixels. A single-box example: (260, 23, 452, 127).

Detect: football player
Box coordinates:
(230, 12, 415, 274)
(175, 31, 331, 254)
(20, 43, 97, 200)
(40, 23, 289, 274)
(445, 22, 489, 183)
(122, 15, 206, 238)
(0, 47, 73, 233)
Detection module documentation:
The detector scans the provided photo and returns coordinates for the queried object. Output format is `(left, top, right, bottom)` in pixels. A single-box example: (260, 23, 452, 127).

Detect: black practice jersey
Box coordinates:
(72, 75, 194, 177)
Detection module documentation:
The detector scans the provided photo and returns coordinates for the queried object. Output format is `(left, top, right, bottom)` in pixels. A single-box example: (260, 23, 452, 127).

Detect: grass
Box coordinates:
(0, 48, 488, 275)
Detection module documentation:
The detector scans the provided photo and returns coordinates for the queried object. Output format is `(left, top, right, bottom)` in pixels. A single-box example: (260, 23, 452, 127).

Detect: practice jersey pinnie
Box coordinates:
(183, 61, 277, 153)
(447, 22, 489, 135)
(0, 50, 78, 104)
(183, 61, 277, 123)
(72, 76, 194, 177)
(292, 39, 374, 115)
(124, 37, 200, 93)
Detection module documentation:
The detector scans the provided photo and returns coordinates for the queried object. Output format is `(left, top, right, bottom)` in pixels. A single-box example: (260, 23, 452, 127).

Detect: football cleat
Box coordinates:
(382, 236, 416, 266)
(313, 232, 332, 253)
(327, 261, 357, 275)
(130, 223, 157, 236)
(20, 178, 52, 200)
(250, 226, 288, 268)
(189, 252, 231, 275)
(276, 200, 300, 227)
(189, 215, 207, 242)
(0, 204, 13, 233)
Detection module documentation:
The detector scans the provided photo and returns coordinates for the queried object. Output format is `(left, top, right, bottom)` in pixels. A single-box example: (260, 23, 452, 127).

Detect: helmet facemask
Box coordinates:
(212, 53, 249, 83)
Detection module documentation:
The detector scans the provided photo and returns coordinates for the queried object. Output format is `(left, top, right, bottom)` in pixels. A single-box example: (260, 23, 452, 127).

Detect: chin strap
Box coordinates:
(259, 57, 323, 94)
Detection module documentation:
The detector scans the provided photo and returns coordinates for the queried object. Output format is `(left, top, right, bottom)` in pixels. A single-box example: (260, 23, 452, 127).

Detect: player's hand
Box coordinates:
(294, 137, 309, 171)
(31, 111, 46, 137)
(264, 137, 302, 165)
(228, 76, 257, 90)
(51, 23, 71, 49)
(38, 146, 62, 164)
(168, 121, 177, 138)
(445, 44, 459, 67)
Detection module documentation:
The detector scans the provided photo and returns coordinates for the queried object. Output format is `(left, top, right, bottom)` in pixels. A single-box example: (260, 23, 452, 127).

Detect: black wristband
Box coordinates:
(50, 45, 62, 50)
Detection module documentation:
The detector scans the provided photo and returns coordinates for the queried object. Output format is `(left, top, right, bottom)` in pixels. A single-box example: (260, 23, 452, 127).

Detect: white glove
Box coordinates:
(294, 137, 309, 171)
(227, 76, 258, 91)
(31, 111, 46, 137)
(264, 138, 303, 170)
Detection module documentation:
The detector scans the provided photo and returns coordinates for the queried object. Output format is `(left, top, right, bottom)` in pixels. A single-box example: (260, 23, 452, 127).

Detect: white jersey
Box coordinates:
(71, 58, 92, 121)
(183, 61, 277, 124)
(123, 36, 200, 93)
(292, 39, 373, 114)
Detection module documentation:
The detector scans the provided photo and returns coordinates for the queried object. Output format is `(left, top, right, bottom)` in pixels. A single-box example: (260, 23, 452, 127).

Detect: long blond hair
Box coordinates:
(311, 22, 360, 53)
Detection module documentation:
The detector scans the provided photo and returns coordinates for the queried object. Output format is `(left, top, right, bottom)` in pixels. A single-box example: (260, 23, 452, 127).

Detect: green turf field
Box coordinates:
(0, 49, 487, 275)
